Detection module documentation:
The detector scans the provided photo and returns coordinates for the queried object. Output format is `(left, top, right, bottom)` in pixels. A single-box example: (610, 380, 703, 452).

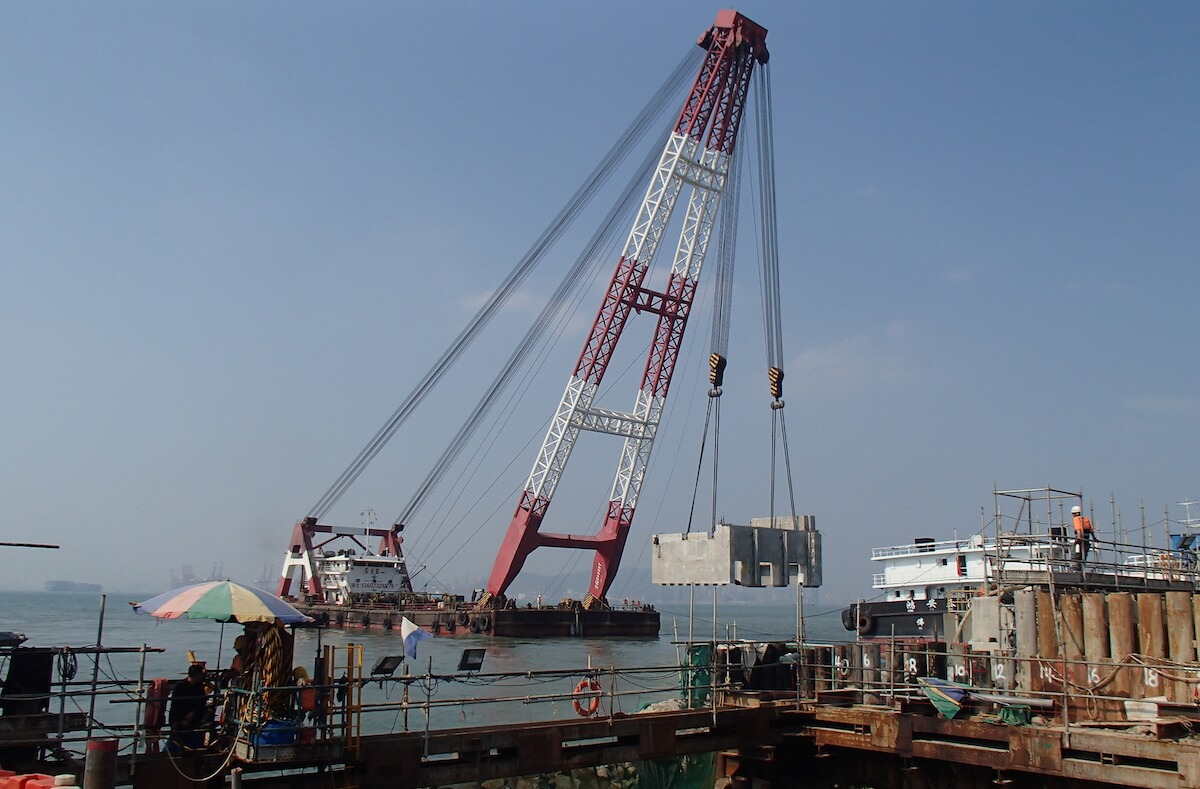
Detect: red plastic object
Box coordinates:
(6, 775, 53, 789)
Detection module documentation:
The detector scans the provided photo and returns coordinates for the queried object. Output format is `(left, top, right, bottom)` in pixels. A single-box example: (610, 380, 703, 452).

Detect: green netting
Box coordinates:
(998, 704, 1031, 725)
(635, 752, 716, 789)
(680, 644, 712, 707)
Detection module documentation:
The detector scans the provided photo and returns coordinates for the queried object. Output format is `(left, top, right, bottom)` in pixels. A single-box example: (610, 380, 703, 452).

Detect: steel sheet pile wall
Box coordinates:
(784, 589, 1200, 717)
(1002, 589, 1200, 707)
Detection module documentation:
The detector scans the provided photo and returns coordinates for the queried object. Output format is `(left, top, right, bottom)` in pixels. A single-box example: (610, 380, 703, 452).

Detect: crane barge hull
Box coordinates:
(277, 519, 660, 638)
(294, 603, 660, 638)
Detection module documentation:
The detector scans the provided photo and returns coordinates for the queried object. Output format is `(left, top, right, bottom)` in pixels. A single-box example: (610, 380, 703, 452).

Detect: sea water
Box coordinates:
(0, 590, 848, 735)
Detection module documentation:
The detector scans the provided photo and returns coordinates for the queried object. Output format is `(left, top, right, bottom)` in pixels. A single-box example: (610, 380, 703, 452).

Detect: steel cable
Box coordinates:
(404, 159, 652, 580)
(308, 47, 704, 521)
(683, 144, 742, 536)
(752, 64, 797, 526)
(394, 138, 664, 529)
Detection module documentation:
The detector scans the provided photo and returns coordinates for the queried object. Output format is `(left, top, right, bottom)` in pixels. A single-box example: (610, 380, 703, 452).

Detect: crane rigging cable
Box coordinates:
(755, 65, 784, 374)
(408, 195, 653, 562)
(394, 139, 664, 531)
(420, 332, 664, 594)
(411, 217, 694, 574)
(409, 286, 605, 562)
(395, 59, 703, 539)
(427, 230, 725, 592)
(752, 64, 799, 525)
(684, 143, 743, 536)
(307, 47, 704, 522)
(710, 146, 741, 362)
(686, 65, 796, 542)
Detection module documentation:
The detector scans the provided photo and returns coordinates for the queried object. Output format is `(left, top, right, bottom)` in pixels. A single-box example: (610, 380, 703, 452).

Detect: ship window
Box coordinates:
(941, 558, 948, 566)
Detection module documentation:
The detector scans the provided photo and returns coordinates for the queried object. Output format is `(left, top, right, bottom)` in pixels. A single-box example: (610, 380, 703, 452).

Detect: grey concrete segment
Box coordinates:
(650, 516, 821, 588)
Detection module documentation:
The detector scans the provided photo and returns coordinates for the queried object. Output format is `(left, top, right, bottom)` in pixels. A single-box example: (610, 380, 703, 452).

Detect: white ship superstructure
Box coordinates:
(316, 549, 413, 606)
(846, 487, 1200, 639)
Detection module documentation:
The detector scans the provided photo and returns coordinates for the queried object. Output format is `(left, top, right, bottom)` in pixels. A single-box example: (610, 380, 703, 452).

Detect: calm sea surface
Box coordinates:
(0, 591, 847, 735)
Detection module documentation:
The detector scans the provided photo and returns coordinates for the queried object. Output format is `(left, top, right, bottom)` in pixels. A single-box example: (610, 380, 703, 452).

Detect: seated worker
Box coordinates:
(291, 665, 318, 724)
(167, 664, 209, 752)
(220, 634, 251, 688)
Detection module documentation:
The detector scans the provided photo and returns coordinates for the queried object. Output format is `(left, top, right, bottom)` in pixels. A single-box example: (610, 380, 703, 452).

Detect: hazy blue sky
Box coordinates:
(3, 2, 1198, 605)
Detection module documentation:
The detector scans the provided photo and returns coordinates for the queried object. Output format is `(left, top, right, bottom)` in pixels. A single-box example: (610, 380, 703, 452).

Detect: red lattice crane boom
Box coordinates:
(486, 10, 769, 604)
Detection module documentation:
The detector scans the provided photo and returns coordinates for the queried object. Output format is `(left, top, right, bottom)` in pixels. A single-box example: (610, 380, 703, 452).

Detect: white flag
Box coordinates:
(400, 616, 433, 659)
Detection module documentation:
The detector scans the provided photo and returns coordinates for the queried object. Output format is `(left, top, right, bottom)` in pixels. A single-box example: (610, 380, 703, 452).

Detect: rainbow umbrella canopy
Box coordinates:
(132, 580, 312, 625)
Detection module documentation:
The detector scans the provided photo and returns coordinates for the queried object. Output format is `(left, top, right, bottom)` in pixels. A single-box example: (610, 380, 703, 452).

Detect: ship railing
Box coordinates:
(871, 538, 970, 559)
(196, 657, 767, 757)
(208, 642, 1200, 730)
(705, 637, 1200, 730)
(989, 535, 1200, 589)
(45, 635, 1200, 775)
(96, 646, 784, 762)
(0, 644, 166, 769)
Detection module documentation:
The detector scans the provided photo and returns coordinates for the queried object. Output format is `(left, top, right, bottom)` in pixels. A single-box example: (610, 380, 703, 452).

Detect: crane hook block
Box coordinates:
(768, 366, 784, 399)
(709, 354, 727, 387)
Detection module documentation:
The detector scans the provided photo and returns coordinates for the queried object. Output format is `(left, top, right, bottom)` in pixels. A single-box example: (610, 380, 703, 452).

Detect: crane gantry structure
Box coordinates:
(276, 11, 787, 621)
(484, 10, 771, 606)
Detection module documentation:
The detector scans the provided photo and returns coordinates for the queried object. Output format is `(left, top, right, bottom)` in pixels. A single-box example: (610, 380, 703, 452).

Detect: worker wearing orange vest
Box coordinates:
(1072, 505, 1094, 570)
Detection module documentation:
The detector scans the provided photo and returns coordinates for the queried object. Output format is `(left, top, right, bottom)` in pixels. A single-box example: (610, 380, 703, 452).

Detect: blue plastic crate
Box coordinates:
(251, 720, 297, 746)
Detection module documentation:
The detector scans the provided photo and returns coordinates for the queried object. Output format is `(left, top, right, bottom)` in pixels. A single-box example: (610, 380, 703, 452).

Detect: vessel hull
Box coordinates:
(296, 604, 660, 638)
(842, 599, 948, 640)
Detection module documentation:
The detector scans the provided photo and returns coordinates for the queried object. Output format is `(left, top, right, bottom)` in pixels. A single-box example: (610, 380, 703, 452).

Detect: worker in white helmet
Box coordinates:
(1071, 505, 1094, 571)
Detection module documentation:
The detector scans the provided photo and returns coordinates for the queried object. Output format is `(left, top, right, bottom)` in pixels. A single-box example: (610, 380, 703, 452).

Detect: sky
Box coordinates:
(2, 2, 1198, 605)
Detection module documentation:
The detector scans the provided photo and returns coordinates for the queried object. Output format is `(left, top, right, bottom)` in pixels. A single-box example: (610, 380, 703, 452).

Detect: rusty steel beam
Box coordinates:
(354, 706, 775, 789)
(130, 694, 1200, 789)
(786, 699, 1198, 788)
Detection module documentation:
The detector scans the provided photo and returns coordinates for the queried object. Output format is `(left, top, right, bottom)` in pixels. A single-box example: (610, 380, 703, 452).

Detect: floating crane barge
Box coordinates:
(277, 9, 776, 639)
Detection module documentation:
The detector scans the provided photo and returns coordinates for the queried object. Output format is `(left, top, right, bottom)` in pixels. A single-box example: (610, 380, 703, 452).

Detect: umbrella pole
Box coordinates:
(218, 622, 225, 670)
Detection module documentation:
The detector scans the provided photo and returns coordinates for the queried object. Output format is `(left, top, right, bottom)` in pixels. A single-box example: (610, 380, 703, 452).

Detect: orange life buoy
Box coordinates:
(572, 677, 602, 717)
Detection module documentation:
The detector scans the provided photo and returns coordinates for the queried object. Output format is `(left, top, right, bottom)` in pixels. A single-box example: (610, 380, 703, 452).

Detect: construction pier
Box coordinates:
(125, 653, 1200, 788)
(4, 587, 1166, 788)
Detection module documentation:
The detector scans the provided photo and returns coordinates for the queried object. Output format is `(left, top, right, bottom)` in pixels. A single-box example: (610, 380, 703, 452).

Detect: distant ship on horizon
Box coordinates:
(45, 580, 102, 594)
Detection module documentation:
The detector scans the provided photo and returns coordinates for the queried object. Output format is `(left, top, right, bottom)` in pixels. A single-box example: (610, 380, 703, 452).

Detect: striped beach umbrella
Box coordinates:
(132, 580, 312, 625)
